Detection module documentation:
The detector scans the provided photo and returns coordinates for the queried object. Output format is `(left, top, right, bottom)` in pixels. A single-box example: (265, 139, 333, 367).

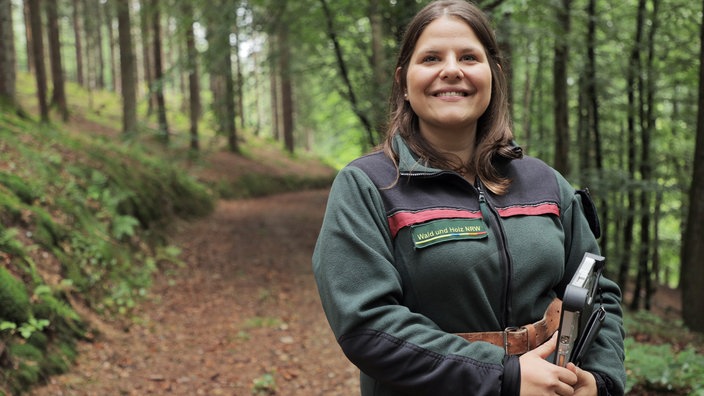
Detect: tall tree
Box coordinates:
(151, 0, 169, 143)
(46, 0, 69, 121)
(278, 18, 294, 153)
(620, 0, 647, 292)
(104, 0, 118, 91)
(27, 0, 49, 122)
(582, 0, 608, 257)
(0, 0, 16, 107)
(205, 0, 239, 153)
(117, 0, 137, 135)
(681, 0, 704, 333)
(624, 0, 647, 308)
(23, 1, 33, 73)
(182, 1, 200, 151)
(369, 0, 387, 142)
(141, 0, 155, 115)
(553, 0, 571, 175)
(320, 0, 374, 148)
(72, 0, 84, 85)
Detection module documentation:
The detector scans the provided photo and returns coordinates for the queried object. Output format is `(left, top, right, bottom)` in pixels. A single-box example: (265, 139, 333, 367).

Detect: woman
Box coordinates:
(312, 1, 626, 395)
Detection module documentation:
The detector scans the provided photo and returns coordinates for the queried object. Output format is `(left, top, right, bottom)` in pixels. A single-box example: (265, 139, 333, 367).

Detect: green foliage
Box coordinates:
(625, 339, 704, 395)
(0, 267, 30, 324)
(0, 89, 216, 392)
(251, 372, 277, 395)
(624, 310, 704, 394)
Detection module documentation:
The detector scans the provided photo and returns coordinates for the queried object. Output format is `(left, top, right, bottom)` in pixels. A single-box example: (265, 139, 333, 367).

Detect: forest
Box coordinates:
(0, 0, 703, 394)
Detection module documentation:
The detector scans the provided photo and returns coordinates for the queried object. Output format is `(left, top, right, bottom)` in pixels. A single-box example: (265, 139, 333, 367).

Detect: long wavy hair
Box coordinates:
(382, 0, 521, 195)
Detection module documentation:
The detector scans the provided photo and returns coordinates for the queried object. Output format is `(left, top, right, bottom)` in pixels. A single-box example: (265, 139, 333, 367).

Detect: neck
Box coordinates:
(419, 122, 477, 171)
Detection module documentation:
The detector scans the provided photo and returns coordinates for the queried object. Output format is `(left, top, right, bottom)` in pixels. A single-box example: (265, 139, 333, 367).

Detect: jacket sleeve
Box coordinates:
(313, 166, 517, 396)
(555, 173, 626, 395)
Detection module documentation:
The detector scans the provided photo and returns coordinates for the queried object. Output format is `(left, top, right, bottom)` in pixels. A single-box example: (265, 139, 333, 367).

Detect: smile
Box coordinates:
(434, 91, 468, 97)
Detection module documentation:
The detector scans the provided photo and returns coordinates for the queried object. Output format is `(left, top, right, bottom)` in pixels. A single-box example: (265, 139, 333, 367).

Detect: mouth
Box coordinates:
(433, 90, 469, 97)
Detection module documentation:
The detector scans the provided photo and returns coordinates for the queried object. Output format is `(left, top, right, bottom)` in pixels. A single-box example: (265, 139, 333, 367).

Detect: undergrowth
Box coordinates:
(624, 310, 704, 395)
(0, 105, 213, 394)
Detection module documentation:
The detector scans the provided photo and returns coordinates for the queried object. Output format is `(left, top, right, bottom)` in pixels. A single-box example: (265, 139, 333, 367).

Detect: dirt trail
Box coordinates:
(30, 189, 359, 395)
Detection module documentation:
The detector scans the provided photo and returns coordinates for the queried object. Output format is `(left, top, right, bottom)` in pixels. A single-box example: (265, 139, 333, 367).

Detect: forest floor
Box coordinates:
(30, 186, 361, 395)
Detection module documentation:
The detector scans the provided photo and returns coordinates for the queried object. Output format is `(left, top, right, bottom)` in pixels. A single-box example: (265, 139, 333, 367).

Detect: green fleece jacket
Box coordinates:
(313, 136, 626, 395)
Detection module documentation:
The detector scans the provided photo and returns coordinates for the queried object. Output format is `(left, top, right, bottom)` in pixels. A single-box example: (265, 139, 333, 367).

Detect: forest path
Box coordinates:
(31, 189, 359, 395)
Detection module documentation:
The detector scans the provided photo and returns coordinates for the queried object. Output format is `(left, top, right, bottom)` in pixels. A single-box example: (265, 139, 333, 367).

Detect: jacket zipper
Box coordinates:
(476, 180, 513, 328)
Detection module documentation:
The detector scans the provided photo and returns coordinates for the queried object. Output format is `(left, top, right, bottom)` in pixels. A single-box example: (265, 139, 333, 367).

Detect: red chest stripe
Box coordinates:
(497, 203, 560, 218)
(387, 203, 560, 238)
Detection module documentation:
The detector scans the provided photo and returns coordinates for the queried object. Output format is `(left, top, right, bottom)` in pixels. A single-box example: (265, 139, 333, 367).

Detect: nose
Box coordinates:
(440, 59, 463, 80)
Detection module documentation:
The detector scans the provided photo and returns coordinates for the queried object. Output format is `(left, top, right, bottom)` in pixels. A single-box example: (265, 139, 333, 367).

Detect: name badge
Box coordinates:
(411, 218, 487, 249)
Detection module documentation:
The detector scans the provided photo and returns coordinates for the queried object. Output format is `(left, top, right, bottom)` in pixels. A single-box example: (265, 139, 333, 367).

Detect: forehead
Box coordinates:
(414, 16, 483, 50)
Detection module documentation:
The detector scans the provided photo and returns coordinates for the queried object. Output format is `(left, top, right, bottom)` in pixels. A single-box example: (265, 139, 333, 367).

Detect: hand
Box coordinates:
(566, 363, 598, 396)
(519, 332, 578, 396)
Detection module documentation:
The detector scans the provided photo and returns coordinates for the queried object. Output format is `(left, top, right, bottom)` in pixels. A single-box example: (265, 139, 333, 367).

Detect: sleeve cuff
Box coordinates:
(500, 355, 521, 396)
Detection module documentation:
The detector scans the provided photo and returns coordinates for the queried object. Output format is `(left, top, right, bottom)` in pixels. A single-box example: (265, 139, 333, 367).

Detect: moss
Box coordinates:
(0, 267, 30, 324)
(26, 331, 48, 351)
(0, 172, 38, 205)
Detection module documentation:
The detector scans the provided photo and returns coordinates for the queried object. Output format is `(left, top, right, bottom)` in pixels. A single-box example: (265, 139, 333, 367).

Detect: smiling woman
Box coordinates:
(402, 15, 493, 164)
(312, 1, 626, 395)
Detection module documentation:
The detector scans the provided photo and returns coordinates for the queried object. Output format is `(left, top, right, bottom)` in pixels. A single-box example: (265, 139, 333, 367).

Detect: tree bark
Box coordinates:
(552, 0, 571, 176)
(151, 0, 169, 143)
(27, 0, 49, 122)
(117, 0, 137, 135)
(141, 0, 155, 115)
(104, 0, 118, 92)
(0, 0, 16, 106)
(46, 0, 69, 121)
(278, 21, 294, 154)
(72, 0, 84, 85)
(182, 2, 200, 151)
(627, 0, 647, 311)
(681, 0, 704, 333)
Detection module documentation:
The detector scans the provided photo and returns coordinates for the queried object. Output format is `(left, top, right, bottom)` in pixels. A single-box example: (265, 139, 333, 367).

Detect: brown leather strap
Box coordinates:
(455, 298, 562, 355)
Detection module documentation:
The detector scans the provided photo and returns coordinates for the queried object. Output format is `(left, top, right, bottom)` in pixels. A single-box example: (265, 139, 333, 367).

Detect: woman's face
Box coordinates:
(402, 16, 492, 139)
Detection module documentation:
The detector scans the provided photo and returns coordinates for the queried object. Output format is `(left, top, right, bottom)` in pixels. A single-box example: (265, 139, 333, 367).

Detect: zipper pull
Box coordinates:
(476, 180, 486, 203)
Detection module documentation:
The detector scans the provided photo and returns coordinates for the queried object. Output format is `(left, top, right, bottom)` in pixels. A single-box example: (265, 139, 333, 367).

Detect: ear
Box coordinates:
(395, 67, 403, 84)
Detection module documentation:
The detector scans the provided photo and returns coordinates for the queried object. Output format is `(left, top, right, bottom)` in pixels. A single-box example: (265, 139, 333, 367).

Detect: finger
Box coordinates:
(533, 331, 558, 359)
(558, 366, 579, 387)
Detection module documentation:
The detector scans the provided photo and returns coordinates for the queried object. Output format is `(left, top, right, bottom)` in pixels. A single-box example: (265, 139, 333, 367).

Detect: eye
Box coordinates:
(422, 55, 440, 63)
(461, 54, 478, 62)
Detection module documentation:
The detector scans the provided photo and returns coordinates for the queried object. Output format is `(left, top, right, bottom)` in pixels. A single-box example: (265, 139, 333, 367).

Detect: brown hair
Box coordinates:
(382, 0, 521, 194)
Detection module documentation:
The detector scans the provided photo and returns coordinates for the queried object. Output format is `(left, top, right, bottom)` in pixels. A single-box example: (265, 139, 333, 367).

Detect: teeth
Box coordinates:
(436, 92, 466, 97)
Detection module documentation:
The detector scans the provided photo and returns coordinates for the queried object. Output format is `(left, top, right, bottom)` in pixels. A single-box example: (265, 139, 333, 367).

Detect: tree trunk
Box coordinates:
(369, 0, 387, 144)
(0, 0, 17, 106)
(553, 0, 571, 176)
(151, 0, 169, 143)
(205, 1, 238, 153)
(104, 0, 118, 92)
(141, 0, 155, 116)
(234, 22, 245, 130)
(583, 0, 608, 259)
(45, 0, 69, 121)
(620, 0, 646, 297)
(23, 1, 33, 73)
(117, 0, 137, 135)
(72, 0, 84, 85)
(681, 0, 704, 333)
(278, 21, 294, 154)
(628, 0, 648, 311)
(269, 37, 280, 141)
(183, 2, 200, 151)
(27, 0, 49, 122)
